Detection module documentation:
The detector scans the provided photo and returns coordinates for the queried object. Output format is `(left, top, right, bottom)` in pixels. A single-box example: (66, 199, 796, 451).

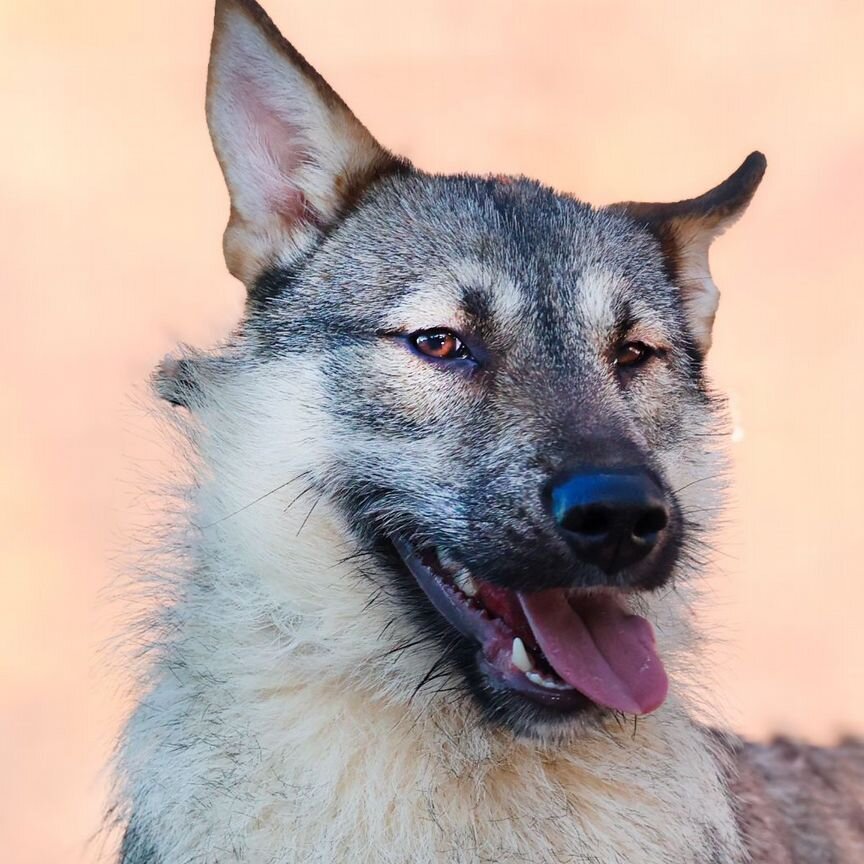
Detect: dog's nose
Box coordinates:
(548, 470, 669, 574)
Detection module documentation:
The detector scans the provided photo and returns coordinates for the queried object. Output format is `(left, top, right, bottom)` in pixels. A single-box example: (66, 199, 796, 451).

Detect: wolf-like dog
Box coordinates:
(112, 1, 864, 862)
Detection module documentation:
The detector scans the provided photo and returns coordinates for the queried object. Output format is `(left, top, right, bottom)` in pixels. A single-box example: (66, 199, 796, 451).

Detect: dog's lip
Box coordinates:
(391, 537, 592, 710)
(391, 538, 503, 644)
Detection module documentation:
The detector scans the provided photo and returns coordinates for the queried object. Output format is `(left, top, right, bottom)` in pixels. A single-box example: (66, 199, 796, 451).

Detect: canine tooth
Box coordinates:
(511, 637, 533, 673)
(453, 569, 478, 597)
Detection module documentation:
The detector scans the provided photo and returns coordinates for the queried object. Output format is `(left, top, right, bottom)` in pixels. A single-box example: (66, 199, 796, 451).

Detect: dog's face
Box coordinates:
(179, 0, 764, 736)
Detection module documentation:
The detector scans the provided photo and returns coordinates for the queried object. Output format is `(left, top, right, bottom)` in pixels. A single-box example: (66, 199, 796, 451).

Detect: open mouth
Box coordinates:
(393, 538, 669, 715)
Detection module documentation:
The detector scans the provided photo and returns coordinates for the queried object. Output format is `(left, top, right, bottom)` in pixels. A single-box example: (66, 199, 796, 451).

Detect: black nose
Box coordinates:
(549, 470, 669, 574)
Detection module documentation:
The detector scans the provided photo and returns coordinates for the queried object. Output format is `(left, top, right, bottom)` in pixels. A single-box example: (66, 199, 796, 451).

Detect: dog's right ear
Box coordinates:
(207, 0, 401, 287)
(609, 152, 766, 352)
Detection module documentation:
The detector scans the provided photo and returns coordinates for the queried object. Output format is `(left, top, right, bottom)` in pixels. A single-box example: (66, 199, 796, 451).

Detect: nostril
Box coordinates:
(633, 507, 668, 540)
(562, 506, 612, 537)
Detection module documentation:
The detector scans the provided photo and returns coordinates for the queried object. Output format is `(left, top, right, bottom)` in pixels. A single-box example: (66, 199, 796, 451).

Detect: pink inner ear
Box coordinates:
(231, 71, 316, 229)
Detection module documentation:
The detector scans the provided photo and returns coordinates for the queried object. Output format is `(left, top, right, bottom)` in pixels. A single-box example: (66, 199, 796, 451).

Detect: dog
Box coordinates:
(112, 1, 864, 861)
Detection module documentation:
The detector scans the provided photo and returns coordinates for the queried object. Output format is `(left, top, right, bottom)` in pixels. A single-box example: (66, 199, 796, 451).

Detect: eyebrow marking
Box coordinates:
(380, 280, 464, 332)
(460, 284, 492, 326)
(447, 259, 524, 327)
(381, 260, 525, 335)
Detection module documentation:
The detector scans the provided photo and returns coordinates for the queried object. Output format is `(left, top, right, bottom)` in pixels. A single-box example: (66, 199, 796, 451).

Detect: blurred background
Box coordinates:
(1, 0, 862, 861)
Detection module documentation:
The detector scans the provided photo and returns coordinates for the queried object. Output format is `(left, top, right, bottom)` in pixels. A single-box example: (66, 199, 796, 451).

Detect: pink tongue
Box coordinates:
(518, 589, 668, 715)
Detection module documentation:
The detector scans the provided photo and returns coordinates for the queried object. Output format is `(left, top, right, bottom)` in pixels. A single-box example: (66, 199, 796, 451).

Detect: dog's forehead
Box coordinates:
(360, 173, 676, 340)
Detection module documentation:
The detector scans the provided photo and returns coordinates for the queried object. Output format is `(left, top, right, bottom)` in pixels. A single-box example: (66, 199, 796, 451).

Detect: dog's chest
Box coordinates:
(122, 677, 744, 864)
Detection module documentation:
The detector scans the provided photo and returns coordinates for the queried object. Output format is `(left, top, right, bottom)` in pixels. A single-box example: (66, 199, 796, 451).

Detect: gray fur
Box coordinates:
(120, 823, 158, 864)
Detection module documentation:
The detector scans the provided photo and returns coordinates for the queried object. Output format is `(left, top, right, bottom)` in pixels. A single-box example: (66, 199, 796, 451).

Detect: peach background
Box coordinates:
(1, 1, 862, 861)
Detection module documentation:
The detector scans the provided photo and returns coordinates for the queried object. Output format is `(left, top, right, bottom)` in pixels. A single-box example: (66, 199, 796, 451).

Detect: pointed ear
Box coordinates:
(206, 0, 403, 287)
(610, 152, 766, 351)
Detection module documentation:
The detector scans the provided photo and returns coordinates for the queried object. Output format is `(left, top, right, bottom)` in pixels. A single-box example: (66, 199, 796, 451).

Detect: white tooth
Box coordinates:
(511, 637, 533, 673)
(526, 670, 572, 691)
(453, 569, 478, 597)
(438, 551, 459, 570)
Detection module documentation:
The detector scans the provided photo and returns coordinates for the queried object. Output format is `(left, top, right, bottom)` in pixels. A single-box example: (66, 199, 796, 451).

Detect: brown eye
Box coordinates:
(615, 341, 653, 369)
(410, 329, 472, 362)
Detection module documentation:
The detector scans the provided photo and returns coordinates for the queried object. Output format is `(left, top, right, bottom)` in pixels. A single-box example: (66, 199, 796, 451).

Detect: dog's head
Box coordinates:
(166, 0, 764, 737)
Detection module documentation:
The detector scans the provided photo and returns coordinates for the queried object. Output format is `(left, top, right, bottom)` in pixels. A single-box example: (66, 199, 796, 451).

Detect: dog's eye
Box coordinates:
(409, 329, 473, 362)
(615, 341, 653, 369)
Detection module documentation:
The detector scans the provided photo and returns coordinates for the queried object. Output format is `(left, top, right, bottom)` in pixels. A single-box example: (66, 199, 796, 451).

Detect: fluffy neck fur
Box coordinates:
(116, 359, 742, 864)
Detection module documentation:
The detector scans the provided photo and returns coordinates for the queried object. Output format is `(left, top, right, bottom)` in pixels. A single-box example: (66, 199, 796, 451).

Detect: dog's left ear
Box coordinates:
(206, 0, 402, 287)
(610, 152, 766, 351)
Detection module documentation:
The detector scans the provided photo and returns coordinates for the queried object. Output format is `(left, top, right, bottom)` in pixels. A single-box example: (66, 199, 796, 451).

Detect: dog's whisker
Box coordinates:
(195, 470, 313, 530)
(295, 493, 324, 537)
(670, 473, 727, 496)
(284, 483, 316, 514)
(410, 640, 460, 703)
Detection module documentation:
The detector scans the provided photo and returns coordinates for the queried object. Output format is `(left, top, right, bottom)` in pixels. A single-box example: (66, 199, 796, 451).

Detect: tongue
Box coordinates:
(518, 589, 668, 715)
